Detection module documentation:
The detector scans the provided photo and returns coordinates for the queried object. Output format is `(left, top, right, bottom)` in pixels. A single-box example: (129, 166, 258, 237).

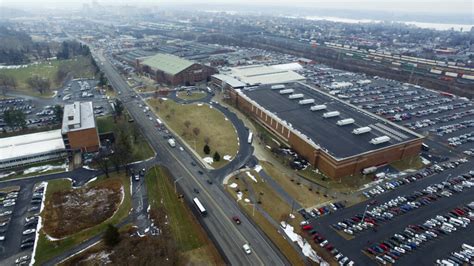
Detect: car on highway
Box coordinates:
(233, 216, 241, 224)
(243, 243, 252, 254)
(193, 188, 199, 194)
(206, 179, 213, 185)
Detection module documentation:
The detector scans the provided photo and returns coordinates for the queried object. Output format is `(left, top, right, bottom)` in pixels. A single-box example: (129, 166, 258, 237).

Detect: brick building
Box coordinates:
(61, 101, 100, 153)
(229, 83, 423, 179)
(138, 53, 216, 85)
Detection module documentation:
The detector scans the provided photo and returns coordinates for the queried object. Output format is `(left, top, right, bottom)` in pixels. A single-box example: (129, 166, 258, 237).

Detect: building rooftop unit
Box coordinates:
(227, 64, 306, 86)
(61, 101, 96, 134)
(0, 129, 65, 162)
(238, 82, 422, 159)
(141, 53, 194, 75)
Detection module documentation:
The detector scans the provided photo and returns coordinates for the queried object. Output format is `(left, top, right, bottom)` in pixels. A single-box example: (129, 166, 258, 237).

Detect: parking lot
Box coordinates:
(0, 183, 44, 265)
(299, 159, 474, 265)
(302, 64, 474, 154)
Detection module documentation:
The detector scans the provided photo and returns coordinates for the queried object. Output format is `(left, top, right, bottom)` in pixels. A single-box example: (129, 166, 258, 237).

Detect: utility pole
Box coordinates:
(174, 176, 184, 193)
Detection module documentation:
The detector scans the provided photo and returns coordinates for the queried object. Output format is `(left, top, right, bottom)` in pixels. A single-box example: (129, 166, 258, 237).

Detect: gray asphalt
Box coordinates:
(96, 49, 288, 266)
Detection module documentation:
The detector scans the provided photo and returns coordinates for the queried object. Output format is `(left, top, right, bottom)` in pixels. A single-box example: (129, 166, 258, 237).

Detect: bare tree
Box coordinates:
(184, 120, 191, 129)
(27, 75, 51, 94)
(192, 127, 200, 137)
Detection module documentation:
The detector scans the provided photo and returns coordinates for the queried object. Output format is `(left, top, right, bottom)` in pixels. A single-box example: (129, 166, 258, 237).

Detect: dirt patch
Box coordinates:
(42, 179, 123, 239)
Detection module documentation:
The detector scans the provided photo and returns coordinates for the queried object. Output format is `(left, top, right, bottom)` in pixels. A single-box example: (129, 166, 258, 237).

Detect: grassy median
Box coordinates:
(145, 166, 223, 264)
(176, 90, 207, 101)
(148, 99, 238, 168)
(34, 173, 131, 265)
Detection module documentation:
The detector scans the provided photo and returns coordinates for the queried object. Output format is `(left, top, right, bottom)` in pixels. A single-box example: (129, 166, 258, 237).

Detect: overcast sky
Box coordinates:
(2, 0, 473, 15)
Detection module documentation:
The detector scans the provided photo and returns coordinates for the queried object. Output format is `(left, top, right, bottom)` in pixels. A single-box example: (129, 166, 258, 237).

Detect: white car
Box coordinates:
(22, 229, 36, 235)
(243, 243, 251, 254)
(15, 255, 30, 264)
(0, 235, 4, 241)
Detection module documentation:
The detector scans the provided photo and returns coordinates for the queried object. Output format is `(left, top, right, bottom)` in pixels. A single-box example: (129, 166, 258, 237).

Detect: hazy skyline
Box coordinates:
(1, 0, 473, 15)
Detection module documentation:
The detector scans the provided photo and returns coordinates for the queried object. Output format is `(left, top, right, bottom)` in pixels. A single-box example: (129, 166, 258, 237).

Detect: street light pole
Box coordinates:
(174, 176, 184, 193)
(445, 174, 452, 183)
(360, 204, 370, 225)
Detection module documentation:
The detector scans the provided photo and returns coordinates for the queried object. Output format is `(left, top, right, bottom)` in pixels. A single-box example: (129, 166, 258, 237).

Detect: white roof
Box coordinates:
(272, 63, 303, 71)
(212, 74, 246, 88)
(62, 101, 96, 133)
(229, 64, 306, 86)
(0, 129, 65, 162)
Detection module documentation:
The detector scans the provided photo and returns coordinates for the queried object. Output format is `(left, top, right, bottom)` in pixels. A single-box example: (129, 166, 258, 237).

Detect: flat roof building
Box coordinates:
(229, 82, 423, 178)
(0, 129, 66, 170)
(138, 53, 216, 85)
(228, 64, 306, 86)
(62, 101, 100, 152)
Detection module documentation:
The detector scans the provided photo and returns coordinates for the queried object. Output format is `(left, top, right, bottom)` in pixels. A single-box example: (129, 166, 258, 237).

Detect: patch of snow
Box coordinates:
(421, 156, 431, 165)
(0, 171, 16, 179)
(197, 103, 203, 106)
(23, 163, 67, 175)
(203, 157, 214, 164)
(236, 191, 243, 202)
(229, 183, 238, 188)
(280, 222, 326, 264)
(31, 182, 48, 266)
(82, 165, 95, 170)
(244, 198, 250, 203)
(147, 205, 151, 213)
(223, 155, 232, 161)
(85, 177, 98, 185)
(224, 117, 228, 121)
(56, 241, 102, 265)
(266, 145, 272, 150)
(246, 171, 258, 183)
(254, 165, 262, 173)
(162, 98, 168, 101)
(289, 213, 295, 219)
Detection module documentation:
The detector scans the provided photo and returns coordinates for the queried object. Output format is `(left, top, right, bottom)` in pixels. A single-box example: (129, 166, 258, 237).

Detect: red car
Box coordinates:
(232, 216, 241, 225)
(302, 225, 313, 230)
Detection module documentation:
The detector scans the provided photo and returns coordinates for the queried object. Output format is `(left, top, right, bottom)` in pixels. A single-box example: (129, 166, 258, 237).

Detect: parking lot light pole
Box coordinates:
(360, 204, 370, 225)
(174, 176, 184, 193)
(445, 174, 452, 183)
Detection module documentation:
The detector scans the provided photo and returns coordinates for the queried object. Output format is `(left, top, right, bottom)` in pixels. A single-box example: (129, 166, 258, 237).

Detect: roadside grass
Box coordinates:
(96, 115, 154, 161)
(147, 99, 238, 168)
(391, 156, 424, 171)
(298, 168, 373, 193)
(0, 56, 95, 98)
(145, 166, 223, 264)
(34, 172, 131, 265)
(260, 161, 327, 208)
(176, 91, 207, 101)
(226, 173, 305, 265)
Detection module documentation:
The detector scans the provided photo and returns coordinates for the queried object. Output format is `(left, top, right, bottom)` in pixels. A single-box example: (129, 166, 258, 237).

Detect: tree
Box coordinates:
(213, 151, 221, 162)
(110, 123, 133, 172)
(103, 224, 120, 247)
(192, 127, 200, 137)
(114, 99, 124, 118)
(27, 76, 51, 95)
(0, 74, 17, 95)
(184, 120, 191, 129)
(98, 72, 108, 87)
(203, 144, 210, 155)
(4, 109, 26, 130)
(53, 105, 63, 123)
(93, 148, 110, 178)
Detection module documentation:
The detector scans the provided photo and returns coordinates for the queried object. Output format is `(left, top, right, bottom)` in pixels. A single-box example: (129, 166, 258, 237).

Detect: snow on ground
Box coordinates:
(197, 103, 203, 106)
(229, 183, 238, 188)
(244, 198, 250, 203)
(224, 117, 228, 121)
(254, 165, 262, 173)
(82, 165, 95, 170)
(0, 171, 16, 179)
(30, 182, 48, 266)
(203, 157, 214, 164)
(246, 171, 258, 183)
(223, 155, 232, 161)
(23, 163, 67, 175)
(85, 177, 98, 185)
(237, 191, 243, 202)
(289, 213, 295, 219)
(280, 222, 327, 264)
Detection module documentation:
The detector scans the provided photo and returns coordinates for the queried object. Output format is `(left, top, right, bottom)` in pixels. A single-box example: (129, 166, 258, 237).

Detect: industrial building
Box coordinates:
(228, 82, 423, 178)
(137, 53, 216, 85)
(213, 64, 305, 87)
(61, 101, 100, 153)
(0, 129, 67, 170)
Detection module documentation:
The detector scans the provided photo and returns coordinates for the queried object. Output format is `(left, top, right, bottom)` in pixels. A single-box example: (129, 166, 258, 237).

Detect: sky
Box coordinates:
(1, 0, 472, 15)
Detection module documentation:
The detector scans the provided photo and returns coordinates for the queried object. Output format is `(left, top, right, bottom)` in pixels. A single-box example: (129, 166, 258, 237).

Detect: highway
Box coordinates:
(95, 50, 288, 266)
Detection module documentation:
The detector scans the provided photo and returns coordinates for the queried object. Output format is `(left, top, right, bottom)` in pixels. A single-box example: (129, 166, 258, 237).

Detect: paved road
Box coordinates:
(308, 161, 474, 265)
(96, 50, 288, 266)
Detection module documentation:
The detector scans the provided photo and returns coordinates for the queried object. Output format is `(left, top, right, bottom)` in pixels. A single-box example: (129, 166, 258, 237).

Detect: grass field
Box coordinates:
(260, 161, 327, 208)
(176, 91, 207, 101)
(34, 173, 131, 265)
(145, 166, 222, 264)
(148, 99, 238, 168)
(96, 115, 154, 161)
(226, 172, 306, 265)
(391, 156, 424, 171)
(0, 56, 96, 97)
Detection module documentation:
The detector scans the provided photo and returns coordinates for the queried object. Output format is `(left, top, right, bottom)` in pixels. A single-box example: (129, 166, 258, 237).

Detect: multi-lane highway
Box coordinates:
(95, 50, 288, 265)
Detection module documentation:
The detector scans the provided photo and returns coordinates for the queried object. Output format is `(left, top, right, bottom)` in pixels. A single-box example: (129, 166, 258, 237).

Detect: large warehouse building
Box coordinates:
(0, 129, 67, 170)
(138, 53, 216, 85)
(61, 101, 100, 153)
(229, 82, 423, 178)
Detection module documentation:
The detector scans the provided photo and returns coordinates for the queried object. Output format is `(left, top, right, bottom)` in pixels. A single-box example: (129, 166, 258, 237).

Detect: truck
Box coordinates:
(310, 104, 327, 111)
(279, 89, 294, 95)
(362, 166, 377, 175)
(299, 99, 315, 105)
(323, 111, 340, 118)
(288, 93, 304, 99)
(168, 138, 176, 148)
(370, 136, 390, 145)
(352, 126, 372, 135)
(271, 84, 285, 90)
(336, 118, 355, 126)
